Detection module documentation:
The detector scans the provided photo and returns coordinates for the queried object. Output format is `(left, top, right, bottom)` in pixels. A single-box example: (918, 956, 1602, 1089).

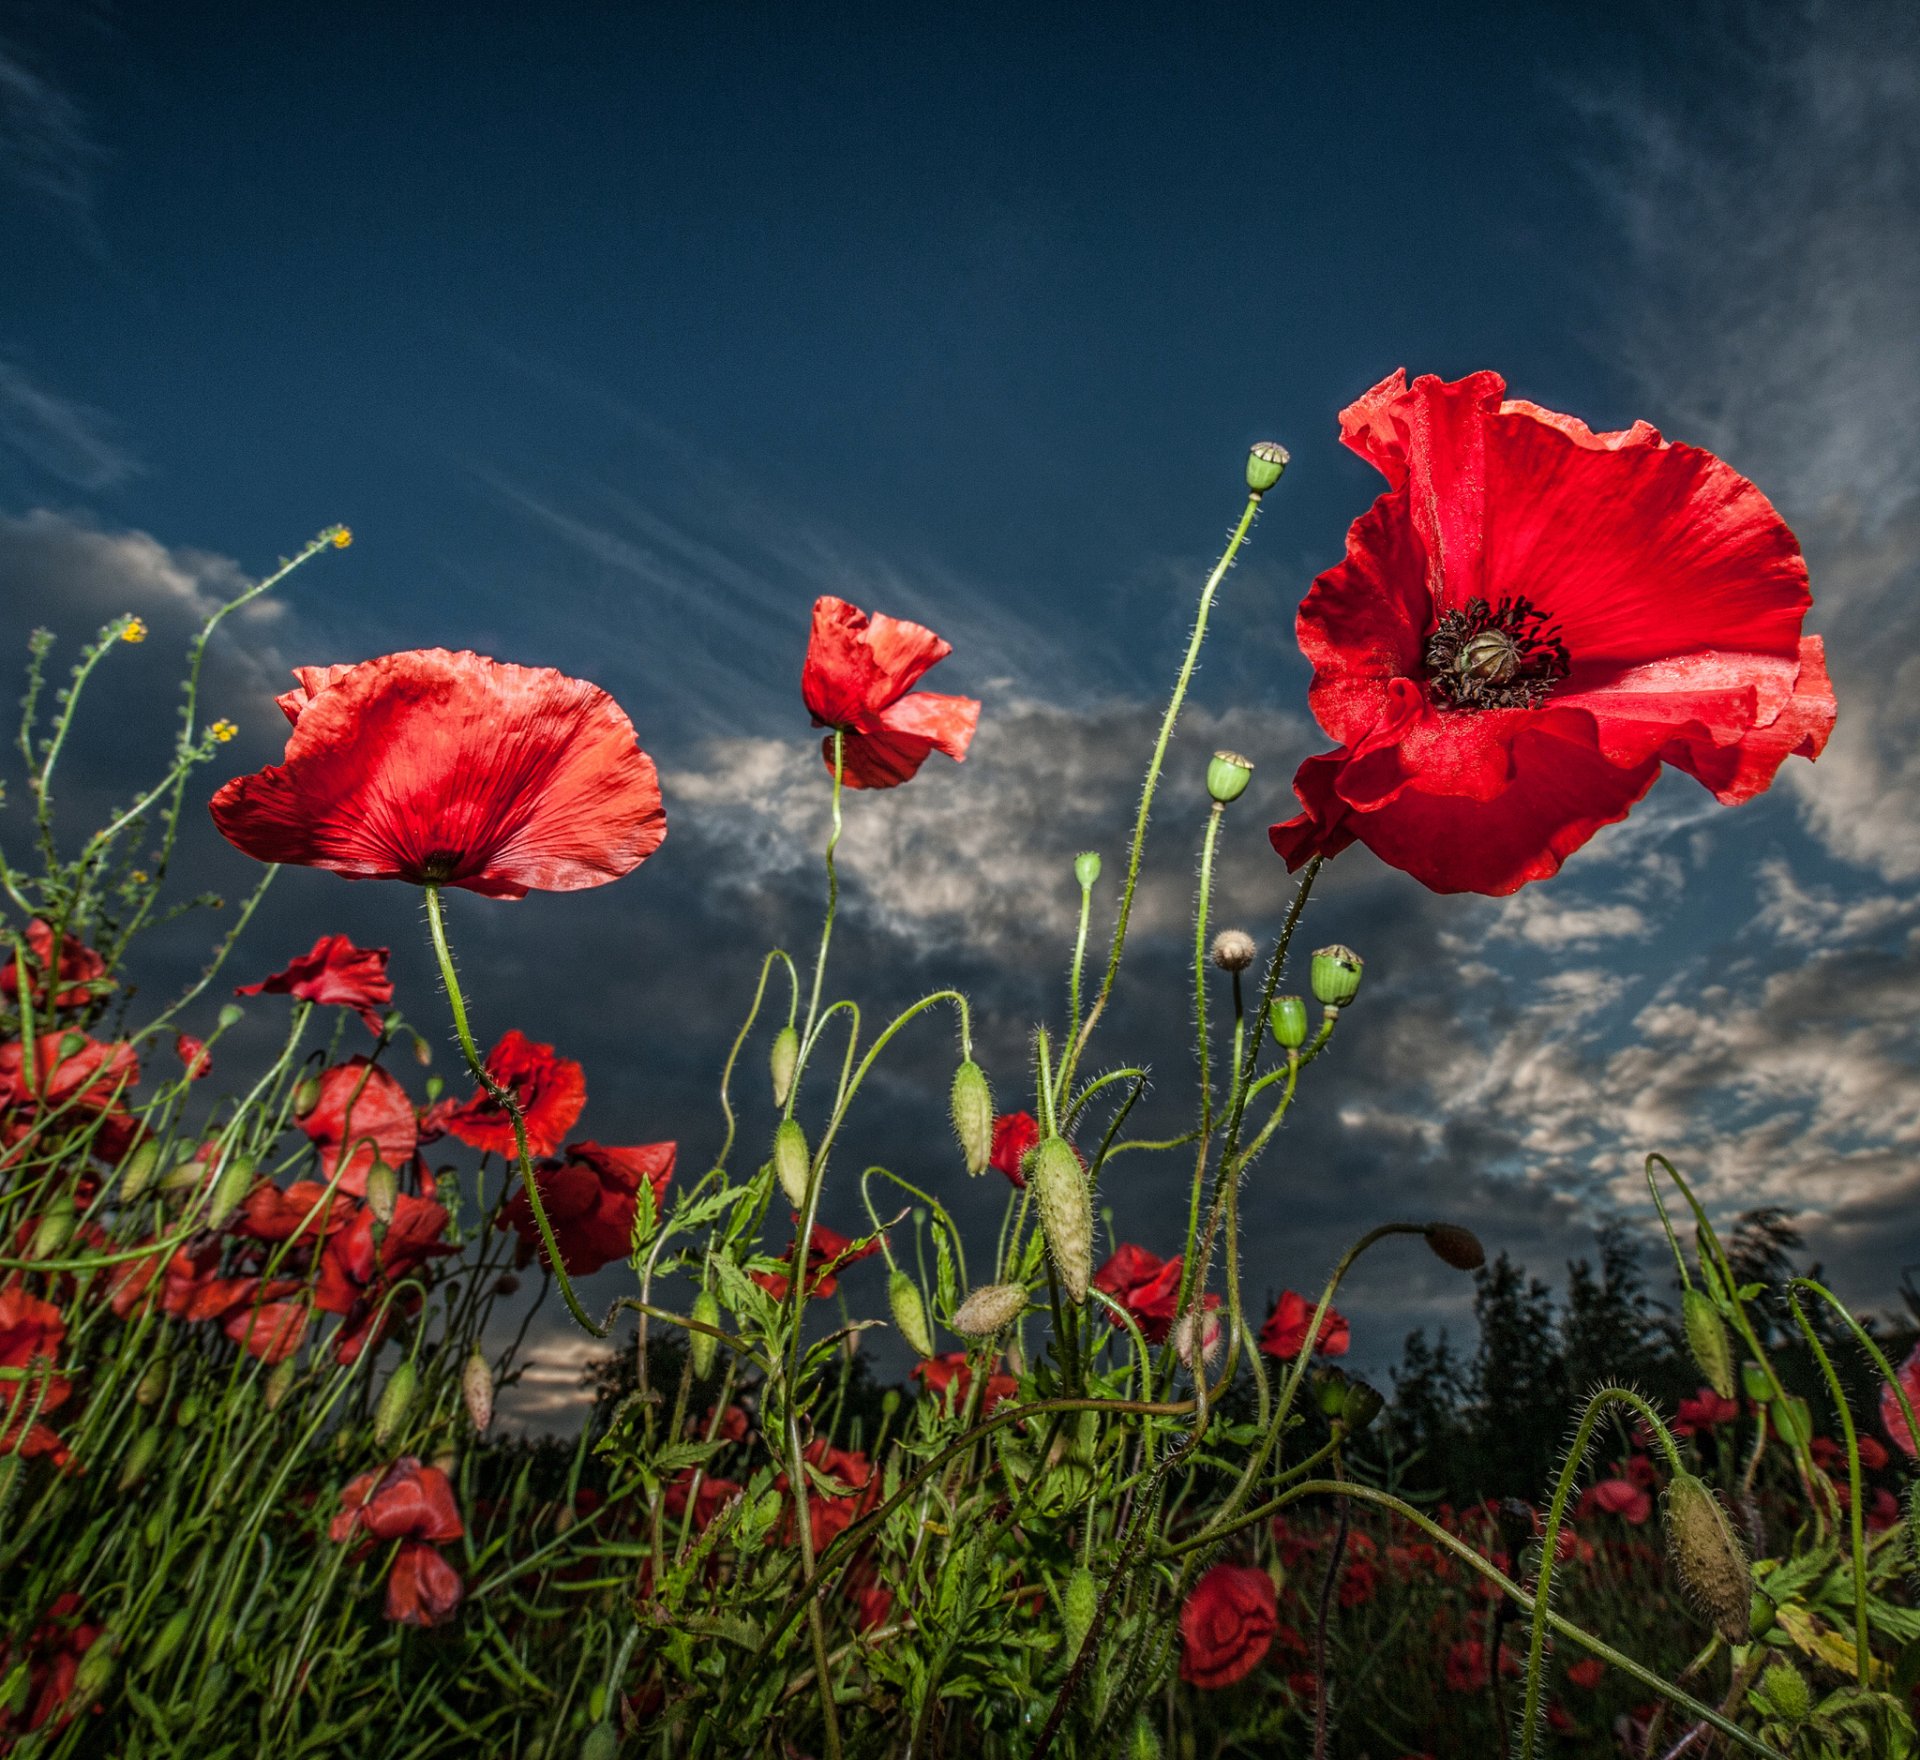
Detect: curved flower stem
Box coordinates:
(1220, 855, 1323, 1156)
(1517, 1387, 1686, 1760)
(422, 883, 602, 1337)
(798, 730, 846, 1071)
(1784, 1287, 1869, 1681)
(1060, 488, 1269, 1099)
(712, 948, 799, 1177)
(1190, 801, 1225, 1133)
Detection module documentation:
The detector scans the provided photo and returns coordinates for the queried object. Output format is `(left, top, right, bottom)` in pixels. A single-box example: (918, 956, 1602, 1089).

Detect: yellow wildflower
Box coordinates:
(121, 617, 148, 643)
(210, 719, 238, 744)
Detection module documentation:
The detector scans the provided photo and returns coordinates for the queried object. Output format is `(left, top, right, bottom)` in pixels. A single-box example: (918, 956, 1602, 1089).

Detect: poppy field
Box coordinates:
(3, 371, 1917, 1760)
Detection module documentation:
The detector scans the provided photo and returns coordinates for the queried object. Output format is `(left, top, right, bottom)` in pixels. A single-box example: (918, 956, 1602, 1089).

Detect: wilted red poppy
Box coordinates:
(1881, 1342, 1920, 1458)
(223, 1297, 311, 1365)
(385, 1541, 464, 1627)
(427, 1030, 584, 1159)
(750, 1217, 883, 1302)
(297, 1059, 419, 1196)
(0, 1286, 70, 1462)
(1179, 1563, 1277, 1689)
(912, 1352, 1020, 1414)
(498, 1139, 674, 1276)
(331, 1456, 465, 1544)
(174, 1035, 211, 1081)
(1, 920, 107, 1011)
(1270, 370, 1836, 895)
(801, 597, 980, 789)
(1258, 1289, 1349, 1361)
(210, 648, 667, 898)
(236, 933, 394, 1033)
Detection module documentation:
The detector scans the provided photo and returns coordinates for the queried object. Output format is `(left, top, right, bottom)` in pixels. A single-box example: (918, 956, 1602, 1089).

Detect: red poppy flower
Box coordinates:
(1881, 1341, 1920, 1458)
(913, 1352, 1020, 1413)
(210, 648, 667, 898)
(750, 1217, 883, 1302)
(1270, 370, 1836, 895)
(0, 1031, 141, 1163)
(664, 1469, 743, 1531)
(1179, 1563, 1277, 1689)
(1, 920, 108, 1010)
(801, 597, 980, 790)
(0, 1286, 70, 1462)
(236, 933, 394, 1034)
(777, 1438, 880, 1553)
(989, 1111, 1038, 1187)
(384, 1541, 464, 1627)
(223, 1298, 311, 1365)
(331, 1456, 465, 1545)
(231, 1178, 356, 1245)
(297, 1059, 419, 1196)
(1092, 1244, 1219, 1348)
(0, 1593, 101, 1740)
(498, 1139, 674, 1277)
(1576, 1478, 1652, 1525)
(1444, 1637, 1522, 1693)
(427, 1030, 584, 1159)
(174, 1034, 211, 1081)
(314, 1193, 456, 1362)
(1671, 1388, 1740, 1436)
(1566, 1657, 1606, 1691)
(1258, 1289, 1349, 1361)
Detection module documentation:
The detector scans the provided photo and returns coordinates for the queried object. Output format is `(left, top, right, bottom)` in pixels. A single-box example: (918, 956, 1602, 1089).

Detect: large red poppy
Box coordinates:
(1258, 1289, 1349, 1361)
(210, 649, 667, 898)
(297, 1059, 419, 1196)
(427, 1030, 584, 1159)
(0, 1031, 142, 1163)
(498, 1139, 675, 1277)
(1269, 371, 1836, 895)
(801, 597, 980, 789)
(1179, 1563, 1278, 1690)
(1093, 1244, 1218, 1348)
(236, 933, 394, 1034)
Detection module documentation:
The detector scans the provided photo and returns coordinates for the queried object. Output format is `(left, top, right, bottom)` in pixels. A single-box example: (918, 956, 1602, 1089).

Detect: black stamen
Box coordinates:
(1425, 596, 1570, 711)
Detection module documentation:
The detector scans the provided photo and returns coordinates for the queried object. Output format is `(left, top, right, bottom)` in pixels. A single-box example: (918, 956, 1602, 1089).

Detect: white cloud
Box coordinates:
(0, 361, 137, 489)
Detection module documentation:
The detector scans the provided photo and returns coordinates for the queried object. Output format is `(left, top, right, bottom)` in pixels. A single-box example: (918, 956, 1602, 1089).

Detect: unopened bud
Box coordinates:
(889, 1270, 935, 1357)
(1748, 1590, 1776, 1638)
(1172, 1306, 1222, 1370)
(581, 1720, 619, 1760)
(950, 1060, 993, 1176)
(1740, 1361, 1772, 1404)
(1424, 1223, 1485, 1272)
(174, 1395, 200, 1429)
(1664, 1473, 1751, 1645)
(1246, 441, 1290, 493)
(116, 1425, 162, 1492)
(1269, 995, 1308, 1049)
(1759, 1660, 1808, 1723)
(953, 1282, 1029, 1337)
(135, 1359, 168, 1407)
(1205, 750, 1254, 805)
(30, 1197, 76, 1260)
(770, 1025, 799, 1108)
(68, 1635, 114, 1712)
(690, 1289, 722, 1379)
(119, 1139, 162, 1202)
(1030, 1137, 1093, 1304)
(265, 1357, 297, 1411)
(1063, 1566, 1098, 1654)
(217, 1003, 244, 1031)
(462, 1347, 494, 1432)
(424, 1074, 444, 1105)
(1681, 1289, 1736, 1401)
(206, 1153, 254, 1231)
(1774, 1394, 1812, 1449)
(291, 1076, 321, 1117)
(373, 1359, 416, 1447)
(365, 1160, 399, 1226)
(1073, 851, 1102, 890)
(772, 1118, 811, 1207)
(146, 1609, 191, 1674)
(1210, 929, 1256, 973)
(1341, 1379, 1385, 1434)
(1314, 1367, 1350, 1418)
(1127, 1714, 1163, 1760)
(1310, 945, 1363, 1007)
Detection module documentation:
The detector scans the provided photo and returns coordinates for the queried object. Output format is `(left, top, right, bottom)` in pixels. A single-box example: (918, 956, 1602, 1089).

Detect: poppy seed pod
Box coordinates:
(952, 1282, 1029, 1337)
(1423, 1223, 1486, 1272)
(1269, 994, 1308, 1049)
(119, 1139, 162, 1202)
(1663, 1473, 1751, 1645)
(365, 1159, 399, 1226)
(373, 1359, 416, 1447)
(1030, 1137, 1093, 1303)
(1206, 750, 1254, 805)
(1063, 1566, 1098, 1654)
(1073, 850, 1102, 890)
(1210, 930, 1257, 973)
(1246, 441, 1290, 493)
(29, 1197, 75, 1260)
(689, 1288, 722, 1379)
(950, 1059, 993, 1175)
(1310, 945, 1363, 1007)
(769, 1025, 799, 1109)
(1681, 1288, 1736, 1401)
(772, 1118, 811, 1207)
(889, 1270, 935, 1358)
(462, 1347, 494, 1432)
(135, 1360, 169, 1407)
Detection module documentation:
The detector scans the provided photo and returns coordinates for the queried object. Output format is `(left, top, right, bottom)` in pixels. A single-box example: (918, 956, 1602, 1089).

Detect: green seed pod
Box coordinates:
(689, 1289, 722, 1380)
(1205, 750, 1254, 805)
(1758, 1660, 1810, 1724)
(1663, 1472, 1752, 1645)
(365, 1159, 399, 1226)
(142, 1513, 165, 1551)
(1269, 995, 1308, 1049)
(373, 1359, 416, 1448)
(889, 1270, 935, 1358)
(950, 1059, 993, 1176)
(145, 1609, 191, 1674)
(1423, 1223, 1486, 1272)
(1682, 1289, 1736, 1401)
(29, 1197, 76, 1260)
(1063, 1566, 1098, 1655)
(1245, 441, 1290, 494)
(1740, 1360, 1773, 1403)
(119, 1139, 163, 1202)
(291, 1075, 322, 1117)
(265, 1357, 297, 1412)
(206, 1153, 255, 1231)
(134, 1359, 169, 1407)
(1309, 944, 1363, 1008)
(580, 1721, 619, 1760)
(952, 1282, 1029, 1337)
(174, 1394, 201, 1429)
(769, 1025, 799, 1109)
(462, 1347, 494, 1431)
(1073, 850, 1102, 890)
(772, 1118, 811, 1207)
(116, 1424, 162, 1492)
(1029, 1137, 1093, 1304)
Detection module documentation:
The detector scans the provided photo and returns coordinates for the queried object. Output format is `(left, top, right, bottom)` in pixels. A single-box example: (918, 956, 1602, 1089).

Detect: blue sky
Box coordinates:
(2, 1, 1915, 1419)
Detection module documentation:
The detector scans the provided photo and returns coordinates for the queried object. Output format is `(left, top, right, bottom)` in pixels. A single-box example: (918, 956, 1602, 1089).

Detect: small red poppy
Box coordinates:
(1270, 370, 1836, 895)
(174, 1034, 211, 1081)
(210, 648, 666, 898)
(236, 933, 394, 1034)
(1258, 1289, 1349, 1361)
(428, 1030, 585, 1159)
(0, 1286, 71, 1463)
(1092, 1244, 1219, 1348)
(297, 1059, 419, 1196)
(1179, 1563, 1278, 1689)
(1577, 1478, 1652, 1525)
(1, 919, 107, 1011)
(912, 1352, 1020, 1414)
(750, 1217, 884, 1302)
(498, 1139, 675, 1276)
(801, 597, 980, 789)
(1671, 1388, 1740, 1436)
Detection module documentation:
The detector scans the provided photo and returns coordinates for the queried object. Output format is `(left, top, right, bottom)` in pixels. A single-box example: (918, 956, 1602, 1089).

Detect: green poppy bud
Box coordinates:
(581, 1721, 619, 1760)
(1663, 1472, 1751, 1645)
(145, 1609, 191, 1674)
(952, 1282, 1029, 1337)
(116, 1425, 162, 1492)
(1748, 1591, 1776, 1639)
(950, 1059, 993, 1176)
(1063, 1566, 1098, 1655)
(291, 1075, 321, 1116)
(1030, 1137, 1093, 1304)
(1310, 945, 1363, 1008)
(1245, 441, 1290, 493)
(772, 1118, 811, 1207)
(1682, 1289, 1736, 1401)
(1740, 1360, 1772, 1403)
(1269, 994, 1308, 1049)
(770, 1025, 799, 1109)
(174, 1395, 200, 1429)
(1073, 851, 1102, 890)
(1774, 1394, 1812, 1449)
(206, 1153, 254, 1231)
(29, 1196, 76, 1260)
(1205, 750, 1254, 805)
(462, 1347, 494, 1431)
(1423, 1223, 1485, 1272)
(68, 1633, 114, 1711)
(889, 1271, 935, 1358)
(424, 1073, 444, 1105)
(365, 1159, 399, 1226)
(1313, 1367, 1350, 1418)
(1342, 1378, 1385, 1435)
(134, 1359, 168, 1407)
(690, 1289, 722, 1379)
(1758, 1660, 1809, 1724)
(265, 1357, 297, 1412)
(119, 1139, 162, 1202)
(1128, 1714, 1163, 1760)
(373, 1359, 416, 1448)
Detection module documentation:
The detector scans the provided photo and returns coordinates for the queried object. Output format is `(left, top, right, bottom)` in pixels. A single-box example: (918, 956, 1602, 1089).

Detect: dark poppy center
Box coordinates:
(1424, 595, 1569, 711)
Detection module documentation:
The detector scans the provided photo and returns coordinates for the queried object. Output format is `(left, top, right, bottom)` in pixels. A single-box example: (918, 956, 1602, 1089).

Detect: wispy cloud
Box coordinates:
(0, 34, 104, 248)
(0, 360, 138, 489)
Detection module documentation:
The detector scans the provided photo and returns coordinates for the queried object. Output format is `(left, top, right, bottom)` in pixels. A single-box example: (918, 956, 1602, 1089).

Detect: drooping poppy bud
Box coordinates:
(1073, 851, 1102, 890)
(1269, 995, 1308, 1049)
(952, 1283, 1029, 1337)
(462, 1348, 494, 1432)
(690, 1289, 722, 1379)
(1245, 441, 1290, 494)
(950, 1060, 993, 1176)
(29, 1196, 75, 1259)
(1063, 1566, 1098, 1654)
(135, 1359, 169, 1406)
(207, 1153, 255, 1230)
(120, 1138, 163, 1201)
(374, 1359, 416, 1447)
(292, 1075, 322, 1116)
(265, 1357, 297, 1411)
(1682, 1289, 1736, 1401)
(116, 1424, 162, 1492)
(772, 1119, 811, 1207)
(1030, 1137, 1093, 1304)
(1205, 751, 1254, 805)
(889, 1271, 935, 1358)
(365, 1159, 399, 1226)
(1310, 945, 1363, 1008)
(1423, 1223, 1486, 1272)
(147, 1609, 191, 1674)
(1209, 930, 1256, 973)
(1740, 1360, 1773, 1403)
(769, 1025, 799, 1109)
(581, 1723, 619, 1760)
(1663, 1473, 1751, 1645)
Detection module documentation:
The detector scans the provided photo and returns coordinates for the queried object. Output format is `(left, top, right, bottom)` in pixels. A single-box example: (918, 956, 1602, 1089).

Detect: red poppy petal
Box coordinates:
(1268, 751, 1360, 871)
(873, 690, 980, 763)
(858, 611, 952, 704)
(831, 727, 934, 790)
